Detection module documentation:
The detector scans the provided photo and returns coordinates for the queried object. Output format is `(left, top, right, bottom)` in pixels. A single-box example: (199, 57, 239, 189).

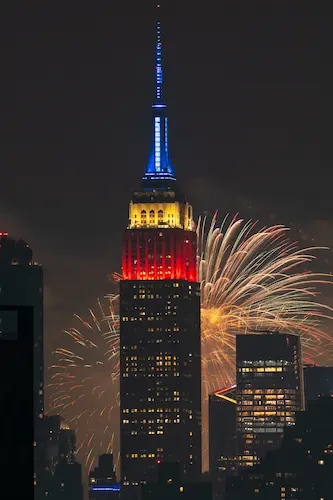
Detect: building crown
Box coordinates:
(143, 8, 176, 184)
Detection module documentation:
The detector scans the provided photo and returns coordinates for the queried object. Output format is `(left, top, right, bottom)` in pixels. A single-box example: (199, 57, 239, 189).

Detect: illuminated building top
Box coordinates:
(128, 10, 194, 233)
(143, 16, 175, 183)
(120, 11, 202, 488)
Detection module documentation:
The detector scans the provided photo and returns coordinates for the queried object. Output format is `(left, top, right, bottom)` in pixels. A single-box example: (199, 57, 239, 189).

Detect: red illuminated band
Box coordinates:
(122, 228, 197, 282)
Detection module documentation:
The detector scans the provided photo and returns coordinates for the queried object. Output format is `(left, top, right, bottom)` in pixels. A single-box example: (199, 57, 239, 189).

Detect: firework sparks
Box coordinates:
(199, 213, 333, 392)
(48, 214, 333, 476)
(47, 295, 120, 477)
(199, 213, 333, 468)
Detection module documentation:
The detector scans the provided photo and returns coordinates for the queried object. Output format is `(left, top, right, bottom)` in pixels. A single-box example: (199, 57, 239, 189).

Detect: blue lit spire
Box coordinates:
(155, 18, 163, 102)
(143, 6, 176, 183)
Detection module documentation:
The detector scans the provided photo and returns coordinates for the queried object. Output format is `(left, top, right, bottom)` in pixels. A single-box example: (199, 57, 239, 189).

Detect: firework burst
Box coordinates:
(199, 212, 333, 397)
(48, 214, 333, 475)
(199, 213, 333, 468)
(47, 295, 120, 476)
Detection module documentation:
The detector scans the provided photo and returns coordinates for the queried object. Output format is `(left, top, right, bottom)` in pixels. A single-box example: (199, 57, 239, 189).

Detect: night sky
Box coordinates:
(2, 2, 333, 381)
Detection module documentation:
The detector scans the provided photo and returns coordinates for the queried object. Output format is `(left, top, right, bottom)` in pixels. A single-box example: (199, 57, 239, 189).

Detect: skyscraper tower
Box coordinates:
(209, 387, 237, 499)
(89, 454, 120, 499)
(0, 233, 43, 422)
(236, 333, 304, 467)
(303, 364, 333, 408)
(0, 305, 34, 496)
(120, 12, 201, 491)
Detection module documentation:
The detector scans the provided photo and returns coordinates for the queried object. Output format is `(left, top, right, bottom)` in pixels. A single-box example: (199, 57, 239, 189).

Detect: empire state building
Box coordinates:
(119, 14, 202, 490)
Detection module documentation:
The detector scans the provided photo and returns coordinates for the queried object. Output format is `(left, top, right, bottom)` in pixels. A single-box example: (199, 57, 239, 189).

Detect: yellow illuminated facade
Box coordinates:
(236, 333, 303, 467)
(128, 197, 193, 231)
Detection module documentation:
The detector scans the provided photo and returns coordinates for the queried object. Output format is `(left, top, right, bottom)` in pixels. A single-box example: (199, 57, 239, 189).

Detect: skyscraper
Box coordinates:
(53, 461, 84, 500)
(89, 454, 120, 499)
(209, 387, 237, 500)
(120, 13, 201, 491)
(0, 305, 34, 495)
(226, 396, 333, 500)
(141, 462, 212, 500)
(35, 415, 78, 499)
(0, 232, 43, 422)
(303, 364, 333, 408)
(236, 333, 303, 467)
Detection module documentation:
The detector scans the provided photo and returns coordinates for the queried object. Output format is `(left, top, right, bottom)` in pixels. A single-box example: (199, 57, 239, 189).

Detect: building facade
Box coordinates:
(89, 454, 120, 499)
(141, 462, 212, 500)
(53, 461, 84, 500)
(0, 232, 43, 422)
(236, 333, 304, 467)
(303, 364, 333, 408)
(120, 16, 201, 491)
(0, 305, 34, 496)
(35, 415, 79, 499)
(226, 396, 333, 500)
(209, 387, 237, 499)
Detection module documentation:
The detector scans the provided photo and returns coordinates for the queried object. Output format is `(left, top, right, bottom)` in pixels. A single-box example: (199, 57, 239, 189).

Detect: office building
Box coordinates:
(37, 415, 76, 471)
(0, 305, 34, 494)
(120, 14, 201, 492)
(141, 462, 212, 500)
(236, 333, 304, 466)
(0, 232, 43, 422)
(209, 387, 237, 500)
(59, 422, 76, 464)
(0, 234, 43, 495)
(303, 364, 333, 408)
(89, 454, 120, 499)
(53, 461, 84, 500)
(226, 396, 333, 500)
(35, 415, 78, 498)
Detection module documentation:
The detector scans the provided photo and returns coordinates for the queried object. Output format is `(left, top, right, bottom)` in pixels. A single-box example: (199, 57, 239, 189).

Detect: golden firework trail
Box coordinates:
(47, 214, 333, 476)
(47, 295, 121, 477)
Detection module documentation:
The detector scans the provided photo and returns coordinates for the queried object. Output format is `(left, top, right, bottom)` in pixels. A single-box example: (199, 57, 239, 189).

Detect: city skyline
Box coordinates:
(41, 9, 333, 491)
(3, 5, 333, 500)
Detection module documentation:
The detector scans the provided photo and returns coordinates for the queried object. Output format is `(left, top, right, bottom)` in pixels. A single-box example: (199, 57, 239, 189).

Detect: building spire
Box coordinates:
(143, 6, 176, 184)
(155, 15, 163, 103)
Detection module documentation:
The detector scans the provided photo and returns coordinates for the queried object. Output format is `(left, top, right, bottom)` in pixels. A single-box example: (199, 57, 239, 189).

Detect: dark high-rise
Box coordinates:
(0, 232, 43, 422)
(119, 13, 201, 491)
(303, 364, 333, 408)
(236, 333, 304, 467)
(39, 415, 76, 473)
(209, 387, 237, 500)
(35, 415, 79, 499)
(0, 305, 34, 495)
(89, 454, 120, 499)
(53, 461, 84, 500)
(226, 396, 333, 500)
(141, 462, 212, 500)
